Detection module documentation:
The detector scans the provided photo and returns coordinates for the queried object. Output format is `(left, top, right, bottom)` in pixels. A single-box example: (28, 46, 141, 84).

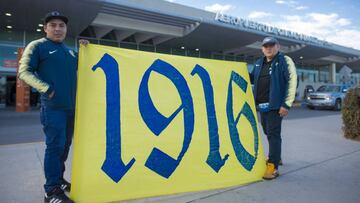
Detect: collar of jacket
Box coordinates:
(45, 37, 65, 45)
(261, 52, 282, 66)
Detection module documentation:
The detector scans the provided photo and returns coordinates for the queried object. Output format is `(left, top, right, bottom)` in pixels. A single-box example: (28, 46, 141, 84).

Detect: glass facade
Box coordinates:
(0, 76, 6, 107)
(73, 37, 360, 89)
(318, 66, 330, 83)
(0, 30, 22, 107)
(74, 36, 360, 89)
(297, 68, 318, 83)
(0, 45, 19, 69)
(0, 30, 23, 70)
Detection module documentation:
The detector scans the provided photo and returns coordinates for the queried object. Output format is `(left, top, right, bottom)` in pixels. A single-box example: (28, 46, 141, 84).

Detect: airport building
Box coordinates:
(1, 0, 360, 107)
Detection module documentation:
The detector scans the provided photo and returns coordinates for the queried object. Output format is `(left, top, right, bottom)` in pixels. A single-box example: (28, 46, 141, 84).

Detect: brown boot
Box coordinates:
(263, 163, 279, 180)
(266, 158, 283, 166)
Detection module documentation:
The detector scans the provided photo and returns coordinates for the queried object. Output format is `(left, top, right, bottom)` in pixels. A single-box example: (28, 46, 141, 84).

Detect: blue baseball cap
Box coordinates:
(262, 37, 279, 46)
(44, 11, 68, 24)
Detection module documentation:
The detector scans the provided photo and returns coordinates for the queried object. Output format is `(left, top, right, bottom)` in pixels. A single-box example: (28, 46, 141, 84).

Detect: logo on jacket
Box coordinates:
(49, 50, 57, 54)
(69, 50, 76, 58)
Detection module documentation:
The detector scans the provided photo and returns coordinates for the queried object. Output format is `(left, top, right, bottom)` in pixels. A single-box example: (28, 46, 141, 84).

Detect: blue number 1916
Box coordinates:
(91, 54, 259, 183)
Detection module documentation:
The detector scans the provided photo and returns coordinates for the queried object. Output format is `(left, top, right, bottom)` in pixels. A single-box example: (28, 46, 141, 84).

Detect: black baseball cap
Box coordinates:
(44, 11, 68, 24)
(262, 36, 279, 46)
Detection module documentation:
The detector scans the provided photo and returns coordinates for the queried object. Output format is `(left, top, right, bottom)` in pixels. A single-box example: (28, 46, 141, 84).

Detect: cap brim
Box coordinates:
(45, 16, 68, 24)
(262, 42, 276, 46)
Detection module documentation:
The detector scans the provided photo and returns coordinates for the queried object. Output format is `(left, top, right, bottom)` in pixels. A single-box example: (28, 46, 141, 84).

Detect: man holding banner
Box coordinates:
(18, 11, 88, 203)
(250, 36, 297, 180)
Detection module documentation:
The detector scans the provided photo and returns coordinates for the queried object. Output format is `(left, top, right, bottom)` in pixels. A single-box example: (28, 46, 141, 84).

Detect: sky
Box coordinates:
(165, 0, 360, 50)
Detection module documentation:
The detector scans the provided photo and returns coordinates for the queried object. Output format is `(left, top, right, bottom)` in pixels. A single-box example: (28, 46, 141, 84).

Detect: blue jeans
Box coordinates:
(40, 107, 74, 193)
(260, 110, 283, 169)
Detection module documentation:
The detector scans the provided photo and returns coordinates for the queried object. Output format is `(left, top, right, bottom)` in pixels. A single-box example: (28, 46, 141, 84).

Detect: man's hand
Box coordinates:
(49, 91, 55, 99)
(279, 107, 288, 117)
(79, 39, 90, 46)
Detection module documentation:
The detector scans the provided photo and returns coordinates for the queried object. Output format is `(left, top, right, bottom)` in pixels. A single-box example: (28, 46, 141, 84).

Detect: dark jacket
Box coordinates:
(250, 52, 297, 110)
(19, 38, 77, 110)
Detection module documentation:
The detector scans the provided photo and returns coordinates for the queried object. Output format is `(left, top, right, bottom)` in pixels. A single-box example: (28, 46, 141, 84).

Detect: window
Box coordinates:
(317, 85, 340, 92)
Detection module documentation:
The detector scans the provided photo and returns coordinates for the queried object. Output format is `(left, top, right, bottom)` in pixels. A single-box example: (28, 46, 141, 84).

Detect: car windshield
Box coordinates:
(317, 85, 340, 92)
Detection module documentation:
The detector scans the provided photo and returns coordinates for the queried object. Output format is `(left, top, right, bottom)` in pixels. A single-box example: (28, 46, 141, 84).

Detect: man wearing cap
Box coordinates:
(19, 11, 88, 203)
(250, 37, 297, 180)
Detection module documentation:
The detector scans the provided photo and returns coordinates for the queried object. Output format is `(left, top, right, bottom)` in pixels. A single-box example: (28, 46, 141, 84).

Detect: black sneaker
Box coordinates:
(44, 187, 74, 203)
(61, 179, 71, 192)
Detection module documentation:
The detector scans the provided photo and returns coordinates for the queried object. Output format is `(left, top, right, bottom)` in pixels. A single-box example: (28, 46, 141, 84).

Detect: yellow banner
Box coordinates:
(71, 44, 265, 203)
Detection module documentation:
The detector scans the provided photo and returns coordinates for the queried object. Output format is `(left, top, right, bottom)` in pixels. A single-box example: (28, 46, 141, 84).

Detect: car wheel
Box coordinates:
(334, 99, 341, 111)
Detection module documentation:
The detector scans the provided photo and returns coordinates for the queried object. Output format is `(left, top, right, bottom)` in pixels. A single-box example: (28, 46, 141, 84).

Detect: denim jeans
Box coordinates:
(260, 110, 283, 169)
(40, 106, 74, 193)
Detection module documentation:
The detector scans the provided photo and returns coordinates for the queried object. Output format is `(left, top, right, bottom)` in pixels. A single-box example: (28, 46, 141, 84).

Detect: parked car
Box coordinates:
(305, 84, 353, 111)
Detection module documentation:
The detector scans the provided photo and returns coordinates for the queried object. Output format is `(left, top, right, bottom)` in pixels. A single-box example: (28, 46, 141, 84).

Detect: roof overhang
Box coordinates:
(0, 0, 102, 37)
(1, 0, 360, 72)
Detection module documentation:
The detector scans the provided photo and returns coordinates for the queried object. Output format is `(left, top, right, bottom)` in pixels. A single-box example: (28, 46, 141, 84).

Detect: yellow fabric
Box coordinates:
(284, 55, 297, 107)
(71, 44, 266, 203)
(18, 38, 50, 93)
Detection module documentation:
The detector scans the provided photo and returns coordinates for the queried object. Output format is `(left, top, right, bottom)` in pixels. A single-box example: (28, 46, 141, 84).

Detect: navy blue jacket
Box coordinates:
(19, 38, 77, 110)
(250, 52, 297, 110)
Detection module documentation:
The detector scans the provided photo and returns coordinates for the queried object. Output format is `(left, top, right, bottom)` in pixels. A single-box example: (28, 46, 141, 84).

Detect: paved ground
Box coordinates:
(0, 107, 359, 203)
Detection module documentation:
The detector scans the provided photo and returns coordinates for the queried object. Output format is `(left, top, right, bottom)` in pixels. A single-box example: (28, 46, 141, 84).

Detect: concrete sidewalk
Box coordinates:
(1, 110, 359, 203)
